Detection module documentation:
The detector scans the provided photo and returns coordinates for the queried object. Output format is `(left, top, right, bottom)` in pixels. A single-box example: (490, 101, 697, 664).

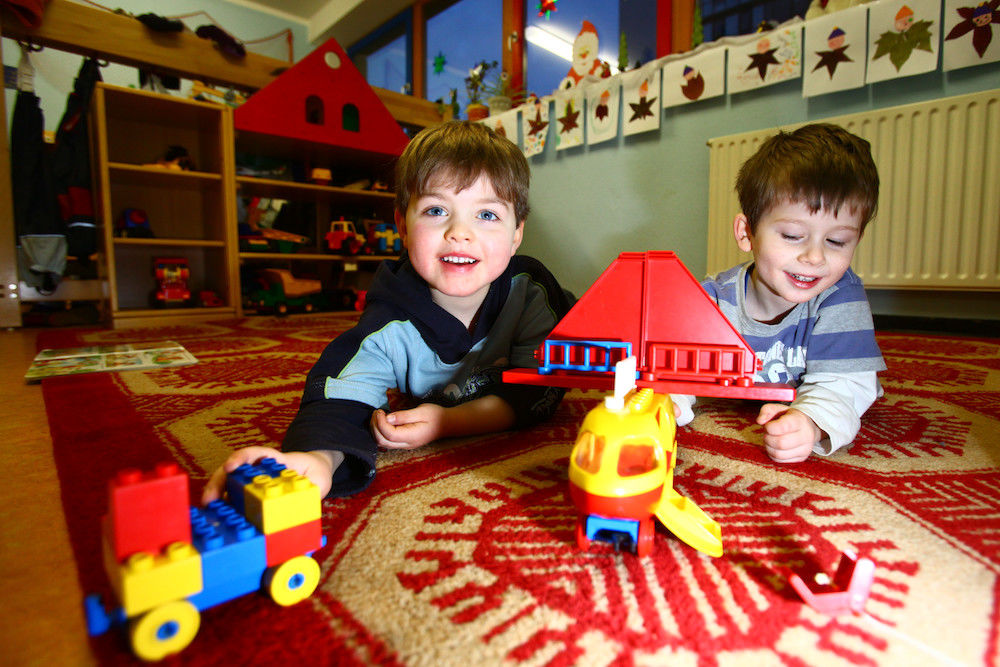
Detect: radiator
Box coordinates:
(706, 89, 1000, 290)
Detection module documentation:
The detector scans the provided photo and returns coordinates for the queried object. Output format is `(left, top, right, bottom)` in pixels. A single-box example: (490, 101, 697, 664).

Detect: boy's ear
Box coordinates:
(733, 214, 753, 253)
(394, 210, 407, 245)
(511, 220, 524, 255)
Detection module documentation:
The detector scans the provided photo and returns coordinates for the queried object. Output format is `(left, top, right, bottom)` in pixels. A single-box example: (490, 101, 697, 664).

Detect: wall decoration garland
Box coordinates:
(477, 0, 996, 153)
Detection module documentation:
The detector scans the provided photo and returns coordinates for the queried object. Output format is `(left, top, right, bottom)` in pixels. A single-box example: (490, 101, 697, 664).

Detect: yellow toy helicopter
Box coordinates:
(568, 357, 723, 558)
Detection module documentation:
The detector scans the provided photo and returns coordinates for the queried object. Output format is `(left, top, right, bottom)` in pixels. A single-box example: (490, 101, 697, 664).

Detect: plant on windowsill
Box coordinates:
(464, 59, 497, 121)
(484, 70, 525, 116)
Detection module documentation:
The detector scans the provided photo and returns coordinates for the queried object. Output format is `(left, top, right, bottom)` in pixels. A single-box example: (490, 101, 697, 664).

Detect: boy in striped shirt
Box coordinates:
(675, 123, 885, 462)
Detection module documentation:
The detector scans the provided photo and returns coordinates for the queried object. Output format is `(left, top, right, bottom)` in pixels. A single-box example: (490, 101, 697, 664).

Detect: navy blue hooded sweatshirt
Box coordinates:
(282, 253, 574, 497)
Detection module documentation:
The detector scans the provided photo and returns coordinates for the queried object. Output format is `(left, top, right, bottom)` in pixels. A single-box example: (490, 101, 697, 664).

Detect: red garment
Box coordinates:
(2, 0, 49, 28)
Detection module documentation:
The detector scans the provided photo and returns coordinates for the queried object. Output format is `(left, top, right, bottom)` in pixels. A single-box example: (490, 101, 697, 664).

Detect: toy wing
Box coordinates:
(653, 488, 723, 557)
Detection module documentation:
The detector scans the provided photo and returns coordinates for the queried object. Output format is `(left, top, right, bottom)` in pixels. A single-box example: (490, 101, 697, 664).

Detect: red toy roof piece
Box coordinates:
(549, 251, 757, 378)
(234, 37, 409, 158)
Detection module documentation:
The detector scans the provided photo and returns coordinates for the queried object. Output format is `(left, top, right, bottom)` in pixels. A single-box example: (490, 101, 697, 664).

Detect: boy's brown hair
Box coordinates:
(736, 123, 879, 234)
(395, 121, 530, 225)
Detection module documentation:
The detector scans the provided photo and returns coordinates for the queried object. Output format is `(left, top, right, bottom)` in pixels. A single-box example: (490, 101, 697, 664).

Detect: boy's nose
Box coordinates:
(445, 219, 473, 241)
(799, 243, 825, 265)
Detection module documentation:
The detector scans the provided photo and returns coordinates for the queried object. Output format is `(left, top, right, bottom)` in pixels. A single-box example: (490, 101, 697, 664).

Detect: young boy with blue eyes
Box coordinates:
(203, 121, 573, 501)
(673, 123, 886, 463)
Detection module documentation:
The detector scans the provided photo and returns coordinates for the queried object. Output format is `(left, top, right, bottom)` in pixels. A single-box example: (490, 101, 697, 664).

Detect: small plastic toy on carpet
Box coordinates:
(789, 549, 875, 616)
(84, 460, 324, 661)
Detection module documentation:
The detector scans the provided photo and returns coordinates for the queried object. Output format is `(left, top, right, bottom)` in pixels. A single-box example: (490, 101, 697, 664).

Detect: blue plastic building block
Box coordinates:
(586, 515, 640, 551)
(187, 502, 267, 610)
(539, 339, 634, 375)
(225, 457, 286, 514)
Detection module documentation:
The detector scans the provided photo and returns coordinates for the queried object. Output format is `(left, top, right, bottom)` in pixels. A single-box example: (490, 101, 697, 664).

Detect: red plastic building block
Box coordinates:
(789, 549, 875, 615)
(264, 519, 323, 567)
(106, 462, 191, 561)
(502, 251, 795, 402)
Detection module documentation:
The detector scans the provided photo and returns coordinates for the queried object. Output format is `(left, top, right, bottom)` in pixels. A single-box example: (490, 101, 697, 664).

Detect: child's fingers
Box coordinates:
(201, 446, 283, 505)
(757, 403, 789, 426)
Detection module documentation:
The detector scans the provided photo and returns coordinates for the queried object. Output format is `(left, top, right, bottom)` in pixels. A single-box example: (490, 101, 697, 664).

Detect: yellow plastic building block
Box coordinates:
(243, 469, 321, 535)
(102, 536, 203, 617)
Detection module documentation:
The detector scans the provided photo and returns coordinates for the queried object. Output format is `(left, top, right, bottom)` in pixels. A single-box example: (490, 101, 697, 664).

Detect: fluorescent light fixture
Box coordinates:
(525, 25, 573, 62)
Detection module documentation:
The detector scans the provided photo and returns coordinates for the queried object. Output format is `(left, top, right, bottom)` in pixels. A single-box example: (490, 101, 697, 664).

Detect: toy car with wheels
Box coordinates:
(84, 460, 325, 661)
(246, 268, 328, 315)
(152, 257, 190, 307)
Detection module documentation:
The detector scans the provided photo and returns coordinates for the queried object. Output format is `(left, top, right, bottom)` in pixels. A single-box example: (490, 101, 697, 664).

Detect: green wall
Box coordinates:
(519, 62, 1000, 320)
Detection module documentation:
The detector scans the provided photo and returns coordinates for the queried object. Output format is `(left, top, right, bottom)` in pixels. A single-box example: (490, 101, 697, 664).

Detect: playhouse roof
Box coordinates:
(234, 37, 409, 165)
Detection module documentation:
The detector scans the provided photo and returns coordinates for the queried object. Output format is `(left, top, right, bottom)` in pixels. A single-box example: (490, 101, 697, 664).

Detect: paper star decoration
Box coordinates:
(946, 0, 999, 58)
(629, 95, 656, 121)
(528, 108, 549, 136)
(746, 48, 780, 79)
(538, 1, 557, 19)
(558, 100, 580, 133)
(433, 52, 446, 75)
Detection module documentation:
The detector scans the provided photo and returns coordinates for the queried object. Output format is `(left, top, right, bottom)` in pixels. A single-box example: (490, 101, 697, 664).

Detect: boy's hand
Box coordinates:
(756, 404, 821, 463)
(370, 404, 445, 450)
(201, 446, 340, 503)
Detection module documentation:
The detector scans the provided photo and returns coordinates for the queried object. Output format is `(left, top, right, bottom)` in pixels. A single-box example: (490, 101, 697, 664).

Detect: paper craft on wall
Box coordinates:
(622, 66, 661, 136)
(522, 96, 551, 157)
(943, 0, 1000, 70)
(661, 47, 726, 108)
(867, 0, 940, 83)
(585, 78, 620, 146)
(728, 25, 803, 94)
(554, 87, 584, 150)
(803, 7, 868, 96)
(560, 20, 608, 89)
(483, 107, 520, 145)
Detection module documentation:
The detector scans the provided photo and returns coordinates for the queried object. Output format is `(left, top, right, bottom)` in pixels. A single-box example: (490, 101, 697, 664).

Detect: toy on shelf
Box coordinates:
(247, 268, 327, 316)
(198, 290, 223, 308)
(325, 217, 369, 255)
(142, 145, 194, 171)
(152, 257, 190, 307)
(366, 220, 401, 254)
(310, 167, 332, 185)
(570, 357, 723, 557)
(116, 208, 153, 238)
(84, 460, 325, 661)
(503, 251, 795, 401)
(789, 549, 875, 616)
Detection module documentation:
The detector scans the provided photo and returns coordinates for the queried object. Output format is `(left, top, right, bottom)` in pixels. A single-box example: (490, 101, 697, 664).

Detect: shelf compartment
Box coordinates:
(111, 244, 231, 312)
(108, 173, 228, 242)
(236, 175, 395, 204)
(99, 83, 229, 173)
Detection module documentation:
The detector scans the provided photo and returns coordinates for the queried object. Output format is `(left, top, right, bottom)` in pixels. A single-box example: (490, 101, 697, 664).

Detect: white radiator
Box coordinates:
(706, 89, 1000, 290)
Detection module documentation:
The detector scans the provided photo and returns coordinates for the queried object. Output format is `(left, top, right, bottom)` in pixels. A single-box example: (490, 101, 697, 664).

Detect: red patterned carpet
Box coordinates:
(40, 316, 1000, 665)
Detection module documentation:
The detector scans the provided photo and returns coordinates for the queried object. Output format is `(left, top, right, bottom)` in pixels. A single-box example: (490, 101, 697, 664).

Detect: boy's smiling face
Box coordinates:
(397, 172, 523, 320)
(735, 198, 862, 323)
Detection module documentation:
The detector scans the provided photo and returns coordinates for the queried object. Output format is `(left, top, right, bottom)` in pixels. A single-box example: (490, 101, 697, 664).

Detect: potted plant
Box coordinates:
(484, 70, 524, 116)
(464, 60, 496, 121)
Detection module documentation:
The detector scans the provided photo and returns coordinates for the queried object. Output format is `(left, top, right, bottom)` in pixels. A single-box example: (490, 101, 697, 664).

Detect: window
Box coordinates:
(700, 0, 812, 43)
(425, 0, 503, 110)
(348, 13, 410, 95)
(305, 95, 323, 125)
(524, 3, 619, 96)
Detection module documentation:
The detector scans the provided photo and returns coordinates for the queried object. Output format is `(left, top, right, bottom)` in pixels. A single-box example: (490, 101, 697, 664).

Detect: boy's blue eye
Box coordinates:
(424, 206, 446, 216)
(477, 210, 499, 222)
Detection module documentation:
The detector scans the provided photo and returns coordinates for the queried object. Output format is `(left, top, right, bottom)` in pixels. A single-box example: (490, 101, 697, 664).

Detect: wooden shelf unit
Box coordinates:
(92, 84, 238, 327)
(234, 130, 401, 317)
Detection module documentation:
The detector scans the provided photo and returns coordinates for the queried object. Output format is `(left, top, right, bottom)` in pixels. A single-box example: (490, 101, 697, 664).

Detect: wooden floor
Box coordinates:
(0, 327, 95, 666)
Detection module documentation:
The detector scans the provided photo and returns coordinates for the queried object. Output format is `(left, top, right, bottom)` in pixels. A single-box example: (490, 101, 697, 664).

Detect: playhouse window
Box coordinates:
(305, 96, 324, 125)
(342, 103, 360, 132)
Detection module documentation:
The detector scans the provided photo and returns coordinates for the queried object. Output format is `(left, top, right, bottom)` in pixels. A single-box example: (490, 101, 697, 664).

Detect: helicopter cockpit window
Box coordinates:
(574, 431, 605, 474)
(617, 443, 658, 477)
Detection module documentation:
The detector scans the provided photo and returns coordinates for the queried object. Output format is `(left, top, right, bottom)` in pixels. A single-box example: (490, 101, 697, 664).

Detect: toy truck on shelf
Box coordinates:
(84, 460, 325, 661)
(152, 257, 190, 307)
(366, 220, 402, 254)
(325, 218, 369, 255)
(246, 268, 328, 315)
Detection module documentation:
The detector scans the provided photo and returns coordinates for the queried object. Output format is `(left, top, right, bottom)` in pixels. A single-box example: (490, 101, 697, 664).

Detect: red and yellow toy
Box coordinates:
(84, 460, 324, 661)
(569, 359, 722, 558)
